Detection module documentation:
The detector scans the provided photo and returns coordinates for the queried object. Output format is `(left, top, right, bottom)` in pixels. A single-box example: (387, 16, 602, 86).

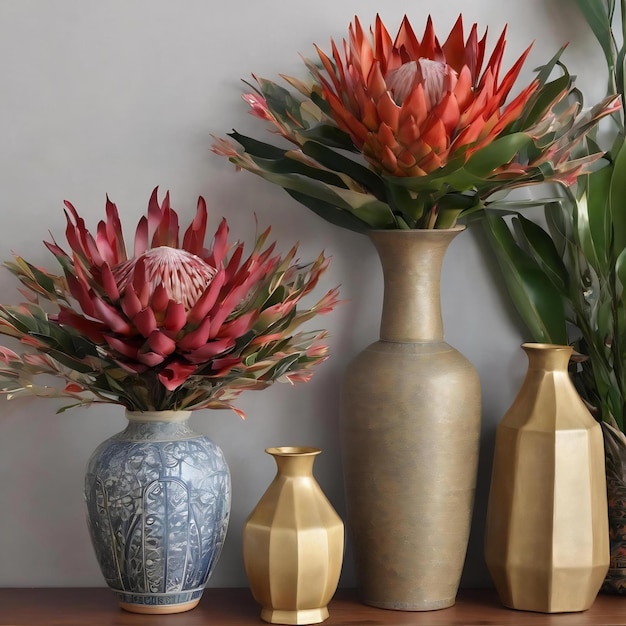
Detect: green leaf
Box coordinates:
(575, 0, 617, 73)
(255, 77, 307, 128)
(484, 213, 568, 344)
(301, 141, 386, 198)
(284, 190, 369, 233)
(585, 166, 613, 273)
(229, 130, 290, 160)
(513, 215, 569, 294)
(609, 141, 626, 254)
(299, 124, 357, 151)
(465, 133, 532, 178)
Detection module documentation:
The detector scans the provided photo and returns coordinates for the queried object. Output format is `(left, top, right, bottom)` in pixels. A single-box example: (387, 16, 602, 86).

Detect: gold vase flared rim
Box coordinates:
(521, 342, 573, 353)
(265, 446, 322, 457)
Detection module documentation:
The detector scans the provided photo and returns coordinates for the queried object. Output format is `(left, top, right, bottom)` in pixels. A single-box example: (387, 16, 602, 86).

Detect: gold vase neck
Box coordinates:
(125, 409, 192, 423)
(266, 446, 321, 477)
(369, 228, 463, 342)
(522, 343, 572, 372)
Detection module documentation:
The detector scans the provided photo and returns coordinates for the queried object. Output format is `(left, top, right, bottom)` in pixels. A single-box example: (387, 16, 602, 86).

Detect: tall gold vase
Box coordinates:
(340, 228, 482, 611)
(243, 447, 344, 625)
(485, 343, 609, 613)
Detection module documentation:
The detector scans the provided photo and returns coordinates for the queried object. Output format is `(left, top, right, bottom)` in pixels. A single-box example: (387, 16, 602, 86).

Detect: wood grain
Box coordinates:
(0, 588, 625, 625)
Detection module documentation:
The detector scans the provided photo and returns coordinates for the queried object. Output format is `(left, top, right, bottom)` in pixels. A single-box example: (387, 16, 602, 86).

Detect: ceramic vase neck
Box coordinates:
(267, 446, 321, 477)
(368, 228, 463, 342)
(522, 343, 572, 373)
(123, 409, 195, 441)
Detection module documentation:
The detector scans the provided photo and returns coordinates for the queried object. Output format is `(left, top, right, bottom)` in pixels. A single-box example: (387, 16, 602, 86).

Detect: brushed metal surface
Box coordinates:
(243, 447, 344, 624)
(340, 228, 482, 611)
(485, 343, 609, 613)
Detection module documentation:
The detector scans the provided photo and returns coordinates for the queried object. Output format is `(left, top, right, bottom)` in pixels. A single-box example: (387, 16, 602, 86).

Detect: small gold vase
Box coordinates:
(243, 447, 344, 625)
(485, 343, 609, 613)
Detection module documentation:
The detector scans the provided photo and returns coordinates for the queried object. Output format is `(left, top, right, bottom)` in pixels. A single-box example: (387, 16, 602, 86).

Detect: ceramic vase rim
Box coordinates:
(125, 409, 192, 423)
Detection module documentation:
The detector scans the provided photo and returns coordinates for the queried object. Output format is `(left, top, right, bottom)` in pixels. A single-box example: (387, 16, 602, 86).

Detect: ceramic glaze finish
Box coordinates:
(84, 411, 230, 613)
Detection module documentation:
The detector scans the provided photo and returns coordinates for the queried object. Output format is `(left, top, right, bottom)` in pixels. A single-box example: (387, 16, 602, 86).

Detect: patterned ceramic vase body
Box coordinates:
(602, 422, 626, 593)
(340, 228, 482, 611)
(243, 447, 344, 625)
(85, 410, 230, 614)
(484, 343, 609, 612)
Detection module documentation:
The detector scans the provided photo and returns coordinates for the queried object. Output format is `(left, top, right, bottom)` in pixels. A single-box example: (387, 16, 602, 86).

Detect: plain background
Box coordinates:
(0, 0, 608, 588)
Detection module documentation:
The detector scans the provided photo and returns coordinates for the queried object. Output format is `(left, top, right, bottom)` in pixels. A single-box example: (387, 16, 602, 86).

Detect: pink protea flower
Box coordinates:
(0, 188, 339, 415)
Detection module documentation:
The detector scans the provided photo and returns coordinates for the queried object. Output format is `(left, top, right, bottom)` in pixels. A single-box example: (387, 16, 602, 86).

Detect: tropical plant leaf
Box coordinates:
(284, 190, 370, 233)
(513, 215, 569, 293)
(609, 141, 626, 254)
(301, 141, 386, 199)
(465, 133, 532, 177)
(484, 213, 568, 344)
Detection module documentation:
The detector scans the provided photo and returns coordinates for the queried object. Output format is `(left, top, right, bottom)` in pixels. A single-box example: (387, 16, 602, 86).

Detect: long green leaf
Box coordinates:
(575, 0, 617, 73)
(484, 213, 568, 344)
(284, 190, 370, 233)
(514, 215, 569, 294)
(465, 133, 532, 177)
(609, 141, 626, 254)
(301, 141, 386, 198)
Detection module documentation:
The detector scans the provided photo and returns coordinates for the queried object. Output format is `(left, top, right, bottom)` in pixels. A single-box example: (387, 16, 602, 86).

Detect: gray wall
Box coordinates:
(0, 0, 605, 587)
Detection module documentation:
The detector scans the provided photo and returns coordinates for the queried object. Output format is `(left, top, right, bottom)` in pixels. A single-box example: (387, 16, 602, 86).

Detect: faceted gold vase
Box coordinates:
(243, 447, 344, 625)
(485, 343, 609, 613)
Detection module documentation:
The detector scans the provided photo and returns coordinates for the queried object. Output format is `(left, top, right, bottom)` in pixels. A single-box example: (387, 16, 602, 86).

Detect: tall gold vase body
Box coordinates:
(340, 228, 482, 611)
(243, 447, 344, 625)
(485, 343, 609, 613)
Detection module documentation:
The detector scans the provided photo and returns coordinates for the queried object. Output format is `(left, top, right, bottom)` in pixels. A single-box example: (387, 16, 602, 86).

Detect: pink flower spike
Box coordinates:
(147, 330, 177, 357)
(133, 308, 158, 338)
(163, 300, 187, 333)
(92, 298, 132, 335)
(185, 337, 236, 364)
(0, 346, 20, 363)
(242, 92, 275, 121)
(136, 350, 165, 367)
(158, 360, 197, 391)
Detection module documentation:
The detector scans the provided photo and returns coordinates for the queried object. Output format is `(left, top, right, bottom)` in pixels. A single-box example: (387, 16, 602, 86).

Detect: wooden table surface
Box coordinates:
(1, 588, 626, 625)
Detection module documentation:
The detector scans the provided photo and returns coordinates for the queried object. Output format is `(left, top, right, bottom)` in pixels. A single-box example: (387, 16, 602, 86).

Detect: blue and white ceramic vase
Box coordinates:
(84, 410, 230, 614)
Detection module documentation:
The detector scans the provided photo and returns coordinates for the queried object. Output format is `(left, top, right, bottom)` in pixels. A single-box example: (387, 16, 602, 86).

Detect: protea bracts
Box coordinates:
(213, 13, 620, 230)
(0, 188, 339, 416)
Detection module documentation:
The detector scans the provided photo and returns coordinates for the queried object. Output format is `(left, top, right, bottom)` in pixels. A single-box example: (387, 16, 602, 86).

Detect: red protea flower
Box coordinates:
(312, 15, 538, 177)
(0, 188, 339, 415)
(214, 13, 620, 230)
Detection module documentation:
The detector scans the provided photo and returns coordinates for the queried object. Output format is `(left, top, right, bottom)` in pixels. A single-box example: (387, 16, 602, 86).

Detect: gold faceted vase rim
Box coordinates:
(265, 446, 321, 457)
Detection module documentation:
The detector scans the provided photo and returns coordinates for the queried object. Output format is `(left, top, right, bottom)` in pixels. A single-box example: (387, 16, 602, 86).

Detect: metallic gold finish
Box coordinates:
(340, 228, 482, 611)
(485, 343, 609, 613)
(243, 447, 344, 625)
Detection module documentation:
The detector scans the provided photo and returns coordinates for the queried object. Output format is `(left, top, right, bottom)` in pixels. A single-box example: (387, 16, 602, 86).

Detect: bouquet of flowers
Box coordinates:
(213, 13, 619, 231)
(0, 188, 339, 417)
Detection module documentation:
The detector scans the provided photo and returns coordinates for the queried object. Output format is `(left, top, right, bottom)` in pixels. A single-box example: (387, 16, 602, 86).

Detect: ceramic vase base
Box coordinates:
(119, 598, 200, 615)
(114, 588, 204, 614)
(364, 596, 455, 612)
(260, 606, 329, 625)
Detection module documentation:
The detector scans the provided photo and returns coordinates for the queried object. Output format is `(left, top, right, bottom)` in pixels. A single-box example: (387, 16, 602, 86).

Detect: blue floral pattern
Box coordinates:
(85, 415, 230, 609)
